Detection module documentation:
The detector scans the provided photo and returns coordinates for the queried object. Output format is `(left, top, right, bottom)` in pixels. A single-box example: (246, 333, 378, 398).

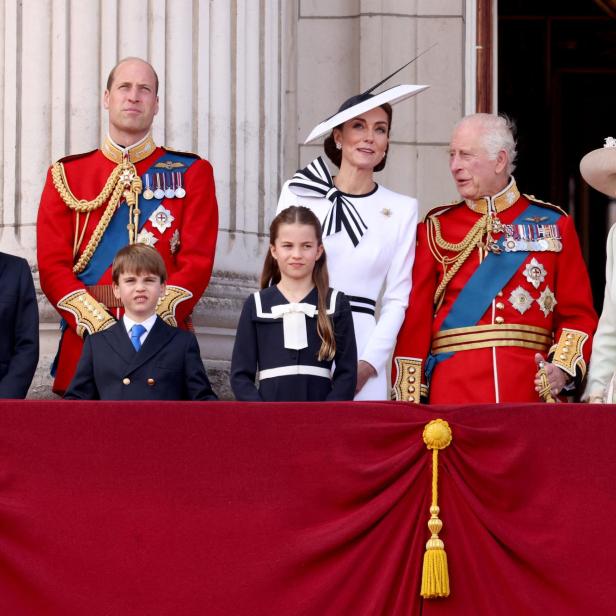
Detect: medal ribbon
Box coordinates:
(78, 152, 197, 285)
(425, 203, 562, 378)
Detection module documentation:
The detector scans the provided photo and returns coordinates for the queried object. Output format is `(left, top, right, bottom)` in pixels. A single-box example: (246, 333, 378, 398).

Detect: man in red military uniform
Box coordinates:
(37, 57, 218, 395)
(392, 113, 597, 403)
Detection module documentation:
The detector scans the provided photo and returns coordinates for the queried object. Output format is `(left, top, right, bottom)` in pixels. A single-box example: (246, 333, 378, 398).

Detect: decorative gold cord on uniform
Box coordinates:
(427, 214, 488, 310)
(421, 419, 452, 599)
(52, 156, 143, 274)
(536, 362, 556, 403)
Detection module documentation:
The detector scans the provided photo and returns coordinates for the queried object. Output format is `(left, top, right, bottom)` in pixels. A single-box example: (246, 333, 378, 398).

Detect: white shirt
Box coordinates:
(122, 313, 158, 347)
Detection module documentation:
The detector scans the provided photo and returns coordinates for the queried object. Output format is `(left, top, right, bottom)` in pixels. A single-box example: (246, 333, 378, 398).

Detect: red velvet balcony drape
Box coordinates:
(0, 401, 614, 615)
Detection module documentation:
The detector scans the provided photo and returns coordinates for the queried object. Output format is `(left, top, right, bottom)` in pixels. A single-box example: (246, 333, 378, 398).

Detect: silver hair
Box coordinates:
(455, 113, 518, 175)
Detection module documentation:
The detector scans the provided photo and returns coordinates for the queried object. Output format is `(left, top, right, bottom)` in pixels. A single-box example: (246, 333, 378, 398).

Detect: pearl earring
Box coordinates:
(336, 143, 342, 150)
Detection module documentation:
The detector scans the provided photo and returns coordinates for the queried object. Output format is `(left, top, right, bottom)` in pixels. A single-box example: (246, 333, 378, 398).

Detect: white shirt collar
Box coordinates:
(122, 313, 158, 336)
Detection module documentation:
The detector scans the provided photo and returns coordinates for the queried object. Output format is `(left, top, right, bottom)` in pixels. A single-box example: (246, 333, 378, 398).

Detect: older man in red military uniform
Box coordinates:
(392, 113, 597, 403)
(37, 57, 218, 395)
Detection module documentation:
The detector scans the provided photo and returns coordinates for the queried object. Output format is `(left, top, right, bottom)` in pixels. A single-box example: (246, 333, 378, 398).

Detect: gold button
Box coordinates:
(567, 333, 573, 339)
(409, 367, 416, 374)
(497, 291, 503, 297)
(147, 378, 155, 386)
(408, 376, 416, 383)
(496, 302, 504, 310)
(559, 354, 567, 360)
(495, 316, 504, 324)
(122, 377, 130, 385)
(408, 386, 415, 393)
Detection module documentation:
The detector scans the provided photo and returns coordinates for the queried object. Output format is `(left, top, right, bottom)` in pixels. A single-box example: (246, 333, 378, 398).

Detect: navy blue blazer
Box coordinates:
(0, 252, 39, 398)
(64, 317, 217, 401)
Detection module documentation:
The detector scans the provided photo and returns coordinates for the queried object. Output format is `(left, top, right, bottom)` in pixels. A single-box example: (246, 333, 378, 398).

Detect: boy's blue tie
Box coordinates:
(130, 324, 146, 352)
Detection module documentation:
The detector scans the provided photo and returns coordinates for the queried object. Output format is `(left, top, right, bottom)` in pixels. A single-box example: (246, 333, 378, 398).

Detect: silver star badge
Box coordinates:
(508, 286, 533, 315)
(137, 229, 158, 247)
(537, 286, 557, 317)
(523, 258, 547, 289)
(149, 205, 175, 234)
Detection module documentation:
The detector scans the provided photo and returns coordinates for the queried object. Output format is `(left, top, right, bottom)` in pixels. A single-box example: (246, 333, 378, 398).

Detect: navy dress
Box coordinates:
(230, 286, 357, 401)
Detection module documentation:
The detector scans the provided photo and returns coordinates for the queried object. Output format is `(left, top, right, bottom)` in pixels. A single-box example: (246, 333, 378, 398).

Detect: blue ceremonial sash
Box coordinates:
(425, 203, 562, 377)
(78, 151, 197, 285)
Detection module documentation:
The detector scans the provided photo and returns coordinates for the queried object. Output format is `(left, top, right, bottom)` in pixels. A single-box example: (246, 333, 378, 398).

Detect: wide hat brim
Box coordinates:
(580, 146, 616, 198)
(304, 83, 429, 144)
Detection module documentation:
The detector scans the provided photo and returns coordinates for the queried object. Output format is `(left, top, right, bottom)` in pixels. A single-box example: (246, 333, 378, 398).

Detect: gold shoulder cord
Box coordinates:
(51, 160, 143, 274)
(427, 214, 488, 310)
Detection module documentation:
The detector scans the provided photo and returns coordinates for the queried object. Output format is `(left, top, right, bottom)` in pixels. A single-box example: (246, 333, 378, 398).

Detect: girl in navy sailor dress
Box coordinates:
(230, 206, 357, 402)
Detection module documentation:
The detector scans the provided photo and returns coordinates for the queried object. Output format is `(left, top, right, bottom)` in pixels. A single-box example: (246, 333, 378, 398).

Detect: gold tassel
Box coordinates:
(421, 418, 452, 599)
(537, 364, 556, 403)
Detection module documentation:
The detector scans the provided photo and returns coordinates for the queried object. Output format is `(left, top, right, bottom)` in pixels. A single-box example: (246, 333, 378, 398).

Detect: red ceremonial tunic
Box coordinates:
(37, 137, 218, 394)
(392, 180, 597, 403)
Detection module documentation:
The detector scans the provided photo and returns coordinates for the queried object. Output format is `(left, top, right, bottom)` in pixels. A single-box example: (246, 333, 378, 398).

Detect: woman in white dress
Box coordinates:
(277, 83, 427, 400)
(580, 138, 616, 402)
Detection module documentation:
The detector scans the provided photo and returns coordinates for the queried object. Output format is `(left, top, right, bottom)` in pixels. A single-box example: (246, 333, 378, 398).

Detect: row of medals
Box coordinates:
(485, 217, 562, 254)
(141, 171, 186, 200)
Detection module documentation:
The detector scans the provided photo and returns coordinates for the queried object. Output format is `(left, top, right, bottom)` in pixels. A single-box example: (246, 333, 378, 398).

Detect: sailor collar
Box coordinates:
(465, 178, 520, 215)
(101, 133, 156, 164)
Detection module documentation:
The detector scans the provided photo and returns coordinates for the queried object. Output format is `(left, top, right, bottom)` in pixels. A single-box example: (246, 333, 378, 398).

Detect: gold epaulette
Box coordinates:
(549, 328, 588, 379)
(422, 200, 463, 223)
(156, 285, 193, 327)
(57, 290, 115, 338)
(392, 357, 423, 403)
(523, 194, 567, 216)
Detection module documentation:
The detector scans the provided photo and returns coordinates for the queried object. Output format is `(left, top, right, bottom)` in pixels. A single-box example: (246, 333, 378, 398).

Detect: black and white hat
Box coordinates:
(303, 50, 433, 144)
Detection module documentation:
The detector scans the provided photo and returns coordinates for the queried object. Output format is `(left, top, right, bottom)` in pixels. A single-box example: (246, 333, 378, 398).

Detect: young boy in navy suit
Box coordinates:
(65, 244, 217, 400)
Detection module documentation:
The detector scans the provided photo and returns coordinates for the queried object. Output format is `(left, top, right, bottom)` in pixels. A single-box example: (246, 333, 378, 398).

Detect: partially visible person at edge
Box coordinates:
(37, 57, 218, 395)
(230, 206, 357, 401)
(579, 138, 616, 403)
(277, 85, 424, 400)
(0, 251, 39, 398)
(65, 244, 217, 401)
(392, 113, 597, 403)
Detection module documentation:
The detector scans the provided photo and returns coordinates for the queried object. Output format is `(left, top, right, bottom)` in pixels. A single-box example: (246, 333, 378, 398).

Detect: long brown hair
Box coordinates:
(261, 206, 336, 361)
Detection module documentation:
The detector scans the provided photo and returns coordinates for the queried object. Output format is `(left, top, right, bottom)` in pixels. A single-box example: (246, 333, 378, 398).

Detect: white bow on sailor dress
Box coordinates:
(270, 302, 317, 350)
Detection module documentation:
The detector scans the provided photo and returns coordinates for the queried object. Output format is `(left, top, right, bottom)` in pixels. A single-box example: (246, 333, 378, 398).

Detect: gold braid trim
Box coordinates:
(550, 328, 589, 379)
(427, 215, 488, 310)
(392, 357, 423, 402)
(156, 285, 193, 327)
(72, 182, 126, 274)
(57, 290, 115, 338)
(52, 162, 124, 213)
(51, 159, 143, 274)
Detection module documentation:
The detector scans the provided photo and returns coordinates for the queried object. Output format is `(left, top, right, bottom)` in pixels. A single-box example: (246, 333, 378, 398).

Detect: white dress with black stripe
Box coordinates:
(277, 181, 418, 400)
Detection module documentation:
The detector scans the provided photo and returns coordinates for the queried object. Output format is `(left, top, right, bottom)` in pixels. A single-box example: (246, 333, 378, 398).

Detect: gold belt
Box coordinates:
(432, 323, 552, 355)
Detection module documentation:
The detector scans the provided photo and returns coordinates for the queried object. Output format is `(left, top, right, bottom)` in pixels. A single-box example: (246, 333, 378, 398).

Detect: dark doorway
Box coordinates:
(498, 1, 616, 309)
